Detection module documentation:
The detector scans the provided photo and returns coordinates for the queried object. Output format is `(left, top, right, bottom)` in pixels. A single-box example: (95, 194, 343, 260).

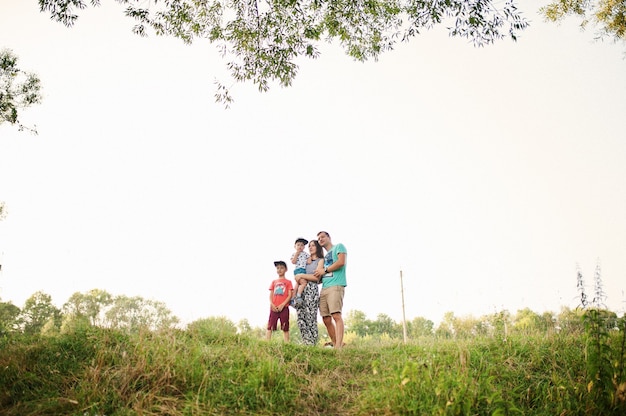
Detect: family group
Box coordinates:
(266, 231, 347, 349)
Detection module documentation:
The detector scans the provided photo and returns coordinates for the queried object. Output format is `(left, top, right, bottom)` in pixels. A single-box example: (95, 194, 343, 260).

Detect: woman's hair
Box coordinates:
(309, 240, 324, 258)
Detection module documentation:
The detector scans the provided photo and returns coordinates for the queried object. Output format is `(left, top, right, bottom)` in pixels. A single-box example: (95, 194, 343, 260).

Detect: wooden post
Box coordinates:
(400, 270, 408, 344)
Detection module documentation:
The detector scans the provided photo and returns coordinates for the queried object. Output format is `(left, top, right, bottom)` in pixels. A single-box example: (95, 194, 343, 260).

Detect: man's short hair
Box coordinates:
(317, 231, 330, 238)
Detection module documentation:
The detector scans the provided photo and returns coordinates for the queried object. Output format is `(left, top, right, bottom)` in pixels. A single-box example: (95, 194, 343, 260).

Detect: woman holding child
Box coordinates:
(294, 240, 324, 346)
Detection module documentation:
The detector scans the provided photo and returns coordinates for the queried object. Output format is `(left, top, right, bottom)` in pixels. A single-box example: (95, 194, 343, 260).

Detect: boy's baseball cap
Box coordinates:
(274, 261, 287, 268)
(295, 238, 308, 245)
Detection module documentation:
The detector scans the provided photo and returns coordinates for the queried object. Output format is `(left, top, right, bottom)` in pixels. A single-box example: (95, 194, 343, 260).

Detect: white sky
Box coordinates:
(1, 0, 625, 329)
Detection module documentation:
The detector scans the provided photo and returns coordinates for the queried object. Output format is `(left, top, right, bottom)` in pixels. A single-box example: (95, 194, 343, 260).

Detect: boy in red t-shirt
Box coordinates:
(266, 260, 294, 342)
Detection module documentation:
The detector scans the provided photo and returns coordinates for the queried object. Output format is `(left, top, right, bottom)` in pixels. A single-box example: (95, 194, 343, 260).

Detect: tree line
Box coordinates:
(1, 288, 621, 341)
(0, 289, 179, 336)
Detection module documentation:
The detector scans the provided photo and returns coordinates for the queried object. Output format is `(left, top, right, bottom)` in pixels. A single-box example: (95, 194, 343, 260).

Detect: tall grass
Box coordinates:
(1, 325, 625, 415)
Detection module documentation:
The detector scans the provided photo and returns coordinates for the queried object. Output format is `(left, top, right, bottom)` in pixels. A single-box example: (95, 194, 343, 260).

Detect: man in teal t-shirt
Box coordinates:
(314, 231, 347, 349)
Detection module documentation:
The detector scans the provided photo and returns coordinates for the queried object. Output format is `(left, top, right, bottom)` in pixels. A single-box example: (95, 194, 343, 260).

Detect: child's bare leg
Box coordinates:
(295, 275, 307, 297)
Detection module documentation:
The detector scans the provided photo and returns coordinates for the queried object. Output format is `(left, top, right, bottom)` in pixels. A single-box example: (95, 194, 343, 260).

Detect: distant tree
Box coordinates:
(237, 318, 252, 334)
(38, 0, 528, 105)
(487, 310, 511, 339)
(472, 316, 492, 337)
(556, 306, 585, 333)
(541, 0, 626, 43)
(62, 289, 113, 325)
(20, 291, 61, 335)
(371, 313, 399, 337)
(345, 309, 371, 337)
(406, 316, 434, 338)
(61, 289, 113, 332)
(0, 300, 21, 334)
(454, 315, 484, 337)
(598, 309, 619, 330)
(436, 311, 456, 338)
(513, 308, 543, 333)
(0, 49, 42, 133)
(539, 311, 556, 333)
(235, 318, 266, 339)
(104, 295, 179, 332)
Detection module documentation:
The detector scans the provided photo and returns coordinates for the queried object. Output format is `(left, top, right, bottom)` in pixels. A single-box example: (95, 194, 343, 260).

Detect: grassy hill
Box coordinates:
(1, 326, 624, 415)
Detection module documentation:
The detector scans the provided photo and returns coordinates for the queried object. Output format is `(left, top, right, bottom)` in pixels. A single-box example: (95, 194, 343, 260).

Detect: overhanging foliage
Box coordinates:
(38, 0, 529, 104)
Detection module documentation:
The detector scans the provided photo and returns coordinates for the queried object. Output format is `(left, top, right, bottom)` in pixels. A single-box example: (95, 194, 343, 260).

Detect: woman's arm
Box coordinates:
(295, 273, 319, 283)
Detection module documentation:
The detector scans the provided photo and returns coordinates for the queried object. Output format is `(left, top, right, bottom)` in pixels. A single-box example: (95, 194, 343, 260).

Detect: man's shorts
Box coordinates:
(319, 285, 345, 317)
(267, 307, 290, 331)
